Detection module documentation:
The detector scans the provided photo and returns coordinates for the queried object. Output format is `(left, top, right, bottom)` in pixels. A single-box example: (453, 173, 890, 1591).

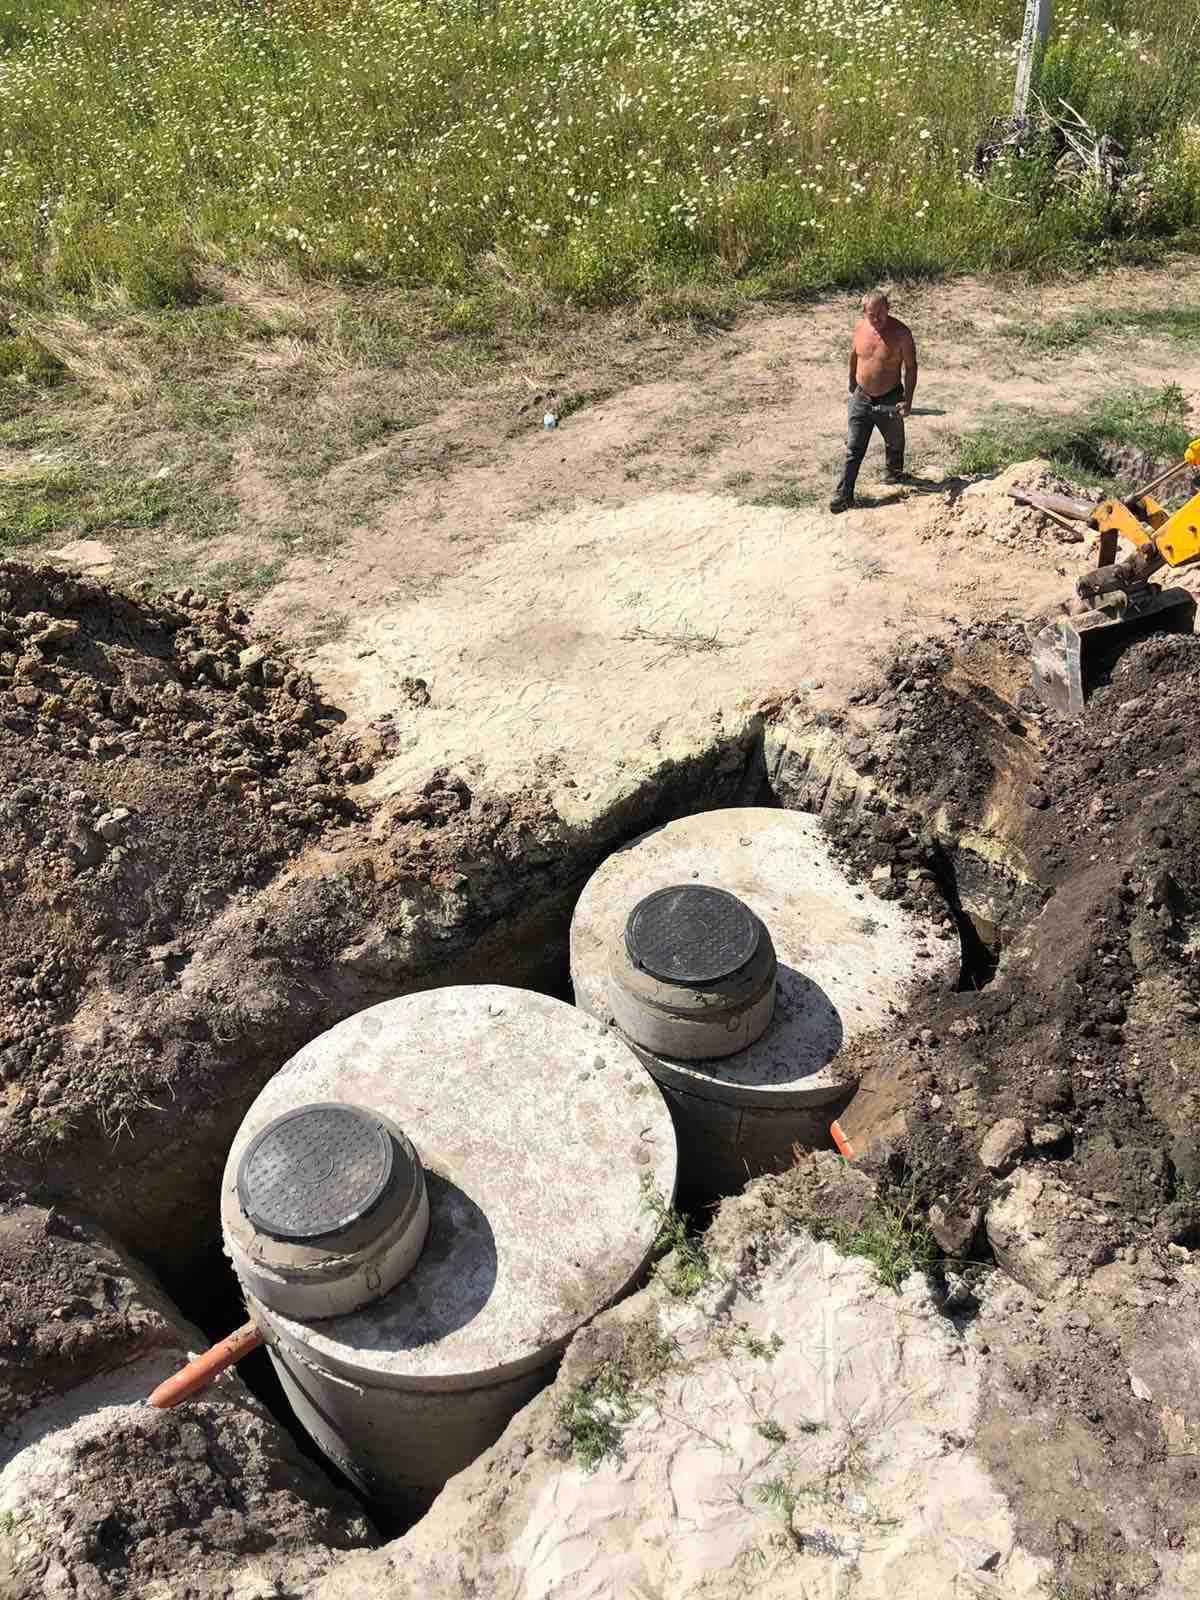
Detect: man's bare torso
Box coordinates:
(852, 314, 913, 397)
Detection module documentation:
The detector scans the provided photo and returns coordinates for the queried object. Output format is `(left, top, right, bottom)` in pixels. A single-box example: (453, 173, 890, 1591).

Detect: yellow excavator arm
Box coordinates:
(1093, 437, 1200, 568)
(1013, 438, 1200, 714)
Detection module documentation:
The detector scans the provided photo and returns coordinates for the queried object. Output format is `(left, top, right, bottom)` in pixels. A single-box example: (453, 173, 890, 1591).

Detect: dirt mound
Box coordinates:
(0, 560, 366, 1130)
(833, 622, 1200, 1218)
(817, 622, 1200, 1592)
(0, 1201, 374, 1600)
(917, 461, 1091, 551)
(0, 1203, 184, 1429)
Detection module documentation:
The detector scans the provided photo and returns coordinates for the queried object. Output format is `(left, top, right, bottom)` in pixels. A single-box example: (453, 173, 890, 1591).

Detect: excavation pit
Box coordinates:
(220, 984, 677, 1515)
(570, 808, 961, 1196)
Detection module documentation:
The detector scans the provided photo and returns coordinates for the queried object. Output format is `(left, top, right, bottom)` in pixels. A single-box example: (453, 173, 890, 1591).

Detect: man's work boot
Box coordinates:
(829, 495, 853, 514)
(884, 468, 913, 485)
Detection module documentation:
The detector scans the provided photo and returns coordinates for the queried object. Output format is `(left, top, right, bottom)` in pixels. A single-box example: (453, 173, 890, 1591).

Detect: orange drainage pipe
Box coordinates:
(147, 1319, 264, 1409)
(830, 1119, 855, 1160)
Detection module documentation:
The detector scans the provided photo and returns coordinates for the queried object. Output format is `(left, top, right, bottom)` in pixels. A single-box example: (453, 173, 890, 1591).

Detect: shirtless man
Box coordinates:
(830, 290, 918, 514)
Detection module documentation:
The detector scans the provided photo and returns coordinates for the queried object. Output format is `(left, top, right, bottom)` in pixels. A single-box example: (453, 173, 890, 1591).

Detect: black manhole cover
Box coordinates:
(625, 885, 760, 986)
(237, 1103, 395, 1242)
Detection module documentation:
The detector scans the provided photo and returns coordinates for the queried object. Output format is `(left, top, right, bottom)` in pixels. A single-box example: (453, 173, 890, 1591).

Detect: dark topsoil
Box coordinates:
(826, 620, 1200, 1235)
(804, 620, 1200, 1598)
(0, 559, 365, 1138)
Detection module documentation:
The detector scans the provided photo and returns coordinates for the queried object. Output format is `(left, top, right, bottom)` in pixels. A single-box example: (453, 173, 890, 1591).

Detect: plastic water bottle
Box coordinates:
(543, 411, 558, 430)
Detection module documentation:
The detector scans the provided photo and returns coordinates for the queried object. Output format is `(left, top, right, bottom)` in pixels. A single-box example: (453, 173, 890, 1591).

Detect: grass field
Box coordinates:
(0, 0, 1198, 319)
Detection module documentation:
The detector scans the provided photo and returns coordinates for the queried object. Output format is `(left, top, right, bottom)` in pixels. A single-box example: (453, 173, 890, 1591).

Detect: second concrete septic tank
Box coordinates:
(221, 984, 677, 1510)
(570, 808, 960, 1192)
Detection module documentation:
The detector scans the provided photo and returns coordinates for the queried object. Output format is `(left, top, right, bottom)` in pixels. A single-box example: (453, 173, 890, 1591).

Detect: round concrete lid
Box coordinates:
(571, 808, 960, 1107)
(625, 884, 760, 985)
(222, 987, 676, 1390)
(237, 1104, 397, 1241)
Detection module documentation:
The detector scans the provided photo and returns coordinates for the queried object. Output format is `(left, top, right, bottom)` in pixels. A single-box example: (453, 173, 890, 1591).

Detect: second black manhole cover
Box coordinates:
(625, 884, 760, 986)
(238, 1103, 394, 1242)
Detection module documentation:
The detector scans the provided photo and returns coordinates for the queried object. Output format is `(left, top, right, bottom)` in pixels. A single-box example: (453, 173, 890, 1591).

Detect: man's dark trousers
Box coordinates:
(834, 383, 905, 503)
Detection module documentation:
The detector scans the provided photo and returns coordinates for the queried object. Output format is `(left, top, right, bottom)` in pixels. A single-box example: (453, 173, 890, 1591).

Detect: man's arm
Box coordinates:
(901, 330, 918, 416)
(848, 343, 858, 395)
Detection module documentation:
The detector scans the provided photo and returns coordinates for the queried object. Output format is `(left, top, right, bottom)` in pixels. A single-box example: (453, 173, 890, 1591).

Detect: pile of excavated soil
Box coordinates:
(0, 1201, 374, 1600)
(0, 560, 367, 1133)
(916, 461, 1091, 551)
(767, 613, 1200, 1593)
(831, 621, 1200, 1240)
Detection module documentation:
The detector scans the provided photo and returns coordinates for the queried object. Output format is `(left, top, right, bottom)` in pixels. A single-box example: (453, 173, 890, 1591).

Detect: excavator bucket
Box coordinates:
(1030, 588, 1196, 715)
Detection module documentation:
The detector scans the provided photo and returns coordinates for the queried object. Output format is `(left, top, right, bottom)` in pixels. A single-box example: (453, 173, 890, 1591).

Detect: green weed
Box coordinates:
(756, 1418, 789, 1444)
(1002, 306, 1200, 354)
(805, 1193, 938, 1293)
(0, 463, 235, 551)
(200, 555, 285, 598)
(754, 1472, 804, 1546)
(751, 480, 821, 510)
(949, 383, 1194, 483)
(558, 1361, 639, 1470)
(731, 1325, 784, 1362)
(641, 1179, 718, 1298)
(557, 1326, 677, 1471)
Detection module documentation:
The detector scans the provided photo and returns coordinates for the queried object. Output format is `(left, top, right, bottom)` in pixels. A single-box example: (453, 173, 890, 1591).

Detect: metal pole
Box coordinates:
(1012, 0, 1054, 121)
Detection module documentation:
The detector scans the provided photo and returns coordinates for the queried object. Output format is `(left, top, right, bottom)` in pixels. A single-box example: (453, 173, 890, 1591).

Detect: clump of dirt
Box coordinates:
(1, 1398, 374, 1600)
(917, 460, 1091, 550)
(0, 559, 367, 1128)
(0, 1201, 182, 1429)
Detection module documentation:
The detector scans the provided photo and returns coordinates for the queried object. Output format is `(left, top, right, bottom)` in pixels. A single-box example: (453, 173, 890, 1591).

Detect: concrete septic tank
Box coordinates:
(570, 808, 960, 1194)
(220, 985, 676, 1511)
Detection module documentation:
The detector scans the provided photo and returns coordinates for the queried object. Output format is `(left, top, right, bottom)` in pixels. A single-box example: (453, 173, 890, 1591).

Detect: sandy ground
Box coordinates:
(244, 263, 1200, 801)
(312, 1196, 1052, 1600)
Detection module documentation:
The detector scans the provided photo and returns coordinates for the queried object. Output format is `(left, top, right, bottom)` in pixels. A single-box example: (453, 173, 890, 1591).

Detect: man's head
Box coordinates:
(863, 290, 890, 332)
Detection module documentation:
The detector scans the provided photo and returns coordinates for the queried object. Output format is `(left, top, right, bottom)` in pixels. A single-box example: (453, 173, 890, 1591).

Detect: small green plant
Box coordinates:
(756, 1417, 788, 1444)
(558, 1360, 639, 1471)
(641, 1179, 718, 1298)
(0, 1510, 23, 1537)
(556, 1317, 677, 1471)
(805, 1190, 937, 1293)
(751, 480, 821, 511)
(754, 1475, 799, 1519)
(732, 1325, 784, 1361)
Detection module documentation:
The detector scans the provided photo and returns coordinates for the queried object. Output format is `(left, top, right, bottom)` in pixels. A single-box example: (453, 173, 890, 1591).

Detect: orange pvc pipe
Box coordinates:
(147, 1320, 264, 1409)
(830, 1119, 855, 1160)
